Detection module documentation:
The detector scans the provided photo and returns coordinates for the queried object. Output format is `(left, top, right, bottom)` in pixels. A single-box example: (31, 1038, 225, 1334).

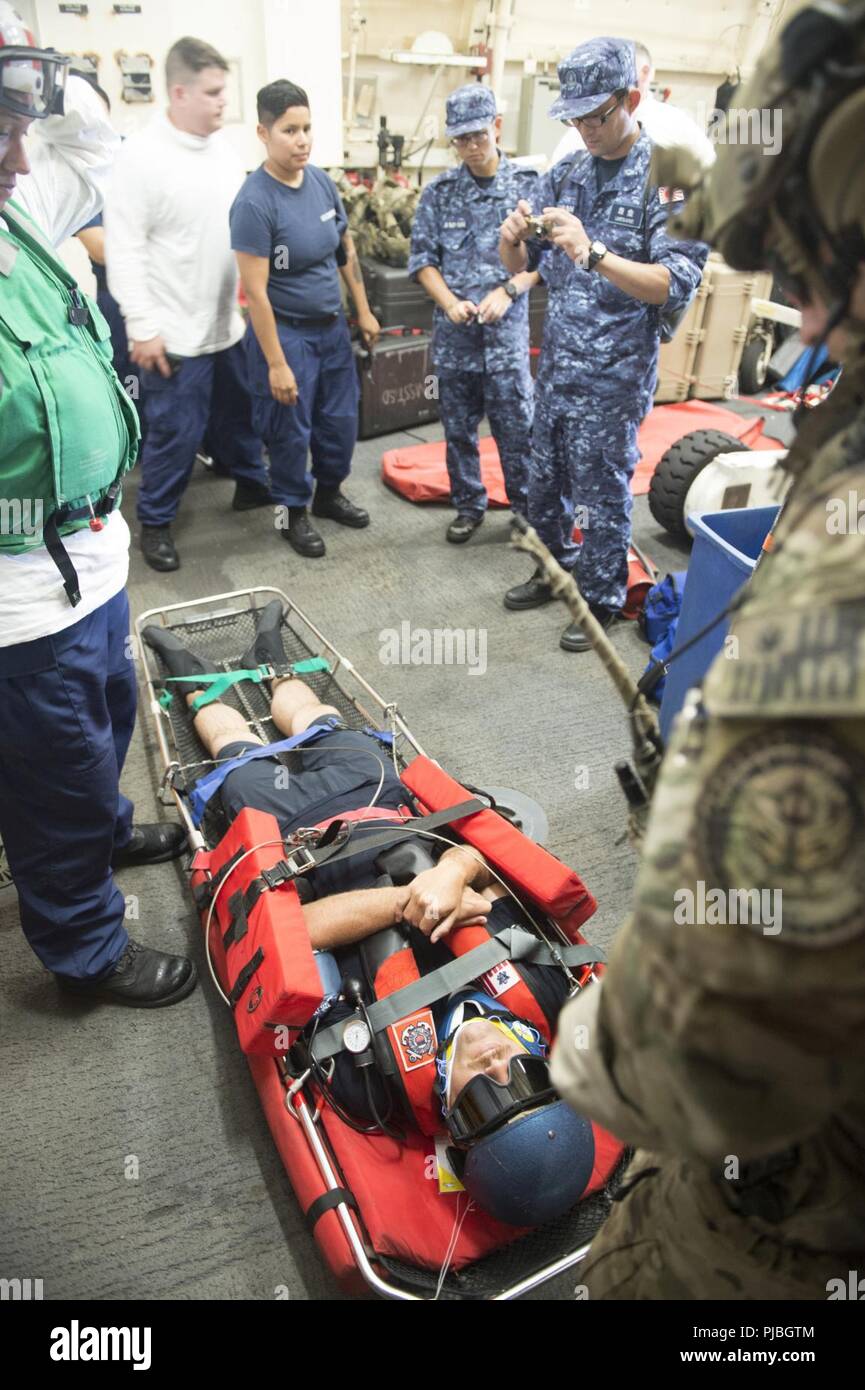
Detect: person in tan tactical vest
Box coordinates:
(550, 0, 865, 1299)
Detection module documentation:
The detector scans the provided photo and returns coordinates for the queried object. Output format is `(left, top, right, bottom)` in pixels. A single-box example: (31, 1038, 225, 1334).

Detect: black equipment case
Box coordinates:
(354, 328, 440, 439)
(360, 258, 434, 331)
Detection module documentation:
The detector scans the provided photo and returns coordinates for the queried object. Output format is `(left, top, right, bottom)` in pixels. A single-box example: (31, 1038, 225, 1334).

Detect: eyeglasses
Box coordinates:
(565, 92, 626, 131)
(451, 128, 491, 149)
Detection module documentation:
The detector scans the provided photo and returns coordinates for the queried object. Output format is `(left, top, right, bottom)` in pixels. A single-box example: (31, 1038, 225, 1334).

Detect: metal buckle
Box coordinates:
(288, 826, 323, 847)
(282, 845, 317, 878)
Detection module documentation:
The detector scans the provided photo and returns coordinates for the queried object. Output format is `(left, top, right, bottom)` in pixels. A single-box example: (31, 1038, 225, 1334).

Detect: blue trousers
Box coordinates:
(527, 388, 641, 612)
(0, 591, 137, 979)
(437, 366, 533, 518)
(244, 316, 359, 509)
(137, 340, 268, 526)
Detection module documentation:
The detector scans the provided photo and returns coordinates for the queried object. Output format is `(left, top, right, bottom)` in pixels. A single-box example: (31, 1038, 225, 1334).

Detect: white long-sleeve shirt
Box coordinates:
(14, 74, 121, 246)
(549, 93, 716, 173)
(104, 112, 246, 356)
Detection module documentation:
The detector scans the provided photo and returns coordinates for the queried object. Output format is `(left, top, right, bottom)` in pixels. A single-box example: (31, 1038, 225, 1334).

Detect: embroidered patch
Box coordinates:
(610, 201, 643, 229)
(481, 961, 520, 998)
(697, 727, 865, 948)
(392, 1009, 438, 1069)
(658, 187, 686, 205)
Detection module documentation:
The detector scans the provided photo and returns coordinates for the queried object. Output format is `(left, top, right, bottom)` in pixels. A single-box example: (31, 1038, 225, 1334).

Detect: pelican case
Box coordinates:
(360, 257, 434, 331)
(354, 328, 440, 439)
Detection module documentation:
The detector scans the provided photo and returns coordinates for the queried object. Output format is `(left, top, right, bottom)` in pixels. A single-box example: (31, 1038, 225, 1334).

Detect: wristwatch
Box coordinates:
(504, 281, 520, 301)
(587, 240, 608, 271)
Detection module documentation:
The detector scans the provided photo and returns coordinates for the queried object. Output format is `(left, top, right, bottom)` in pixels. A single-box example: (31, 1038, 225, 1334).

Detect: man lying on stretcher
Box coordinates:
(144, 602, 597, 1227)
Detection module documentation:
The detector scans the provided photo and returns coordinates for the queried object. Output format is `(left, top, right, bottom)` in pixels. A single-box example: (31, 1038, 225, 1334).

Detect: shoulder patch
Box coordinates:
(704, 601, 865, 718)
(697, 726, 865, 948)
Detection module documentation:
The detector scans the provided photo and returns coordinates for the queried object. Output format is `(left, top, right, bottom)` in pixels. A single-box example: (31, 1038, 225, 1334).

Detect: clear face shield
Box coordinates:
(0, 47, 68, 120)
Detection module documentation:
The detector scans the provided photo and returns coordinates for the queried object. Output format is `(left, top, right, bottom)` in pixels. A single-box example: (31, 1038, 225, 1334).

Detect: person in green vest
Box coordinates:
(0, 4, 196, 1007)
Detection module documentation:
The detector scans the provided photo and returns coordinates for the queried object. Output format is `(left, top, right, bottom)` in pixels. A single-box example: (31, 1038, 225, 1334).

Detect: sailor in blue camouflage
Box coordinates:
(409, 84, 540, 534)
(501, 38, 708, 635)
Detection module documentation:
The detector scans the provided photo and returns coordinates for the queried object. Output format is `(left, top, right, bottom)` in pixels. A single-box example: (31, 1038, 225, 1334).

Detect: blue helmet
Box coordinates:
(459, 1098, 596, 1227)
(436, 996, 596, 1227)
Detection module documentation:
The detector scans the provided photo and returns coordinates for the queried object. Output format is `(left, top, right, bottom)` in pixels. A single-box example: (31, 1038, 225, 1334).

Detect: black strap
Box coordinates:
(300, 799, 484, 870)
(39, 481, 124, 610)
(228, 946, 264, 1008)
(223, 888, 250, 950)
(305, 1187, 359, 1231)
(195, 846, 245, 912)
(42, 512, 81, 607)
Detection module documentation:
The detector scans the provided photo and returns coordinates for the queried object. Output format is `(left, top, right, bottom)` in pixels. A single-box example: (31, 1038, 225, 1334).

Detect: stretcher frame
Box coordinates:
(135, 586, 624, 1300)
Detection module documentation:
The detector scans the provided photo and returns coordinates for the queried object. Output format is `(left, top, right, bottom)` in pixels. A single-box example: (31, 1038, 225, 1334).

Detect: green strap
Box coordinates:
(292, 657, 331, 675)
(157, 656, 332, 711)
(189, 669, 268, 710)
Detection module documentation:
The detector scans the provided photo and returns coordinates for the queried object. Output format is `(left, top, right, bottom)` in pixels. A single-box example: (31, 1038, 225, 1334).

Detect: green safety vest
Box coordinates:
(0, 200, 140, 604)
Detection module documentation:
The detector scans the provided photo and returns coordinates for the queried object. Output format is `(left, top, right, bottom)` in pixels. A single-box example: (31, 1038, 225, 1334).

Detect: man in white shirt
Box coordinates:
(105, 37, 270, 572)
(549, 41, 716, 172)
(0, 4, 195, 1007)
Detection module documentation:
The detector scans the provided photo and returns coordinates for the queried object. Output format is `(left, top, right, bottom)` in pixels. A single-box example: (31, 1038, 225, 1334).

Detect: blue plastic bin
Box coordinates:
(659, 505, 780, 740)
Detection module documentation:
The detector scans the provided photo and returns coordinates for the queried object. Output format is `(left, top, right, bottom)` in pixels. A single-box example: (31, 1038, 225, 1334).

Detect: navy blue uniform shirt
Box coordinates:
(527, 131, 708, 412)
(230, 163, 348, 320)
(408, 153, 539, 373)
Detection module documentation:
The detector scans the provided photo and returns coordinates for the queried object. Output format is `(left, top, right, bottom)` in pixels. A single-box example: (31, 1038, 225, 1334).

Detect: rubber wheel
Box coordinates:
(738, 332, 774, 395)
(648, 429, 752, 540)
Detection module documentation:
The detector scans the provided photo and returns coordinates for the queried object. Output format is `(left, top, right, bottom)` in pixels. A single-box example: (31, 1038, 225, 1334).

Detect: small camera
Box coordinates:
(526, 215, 554, 240)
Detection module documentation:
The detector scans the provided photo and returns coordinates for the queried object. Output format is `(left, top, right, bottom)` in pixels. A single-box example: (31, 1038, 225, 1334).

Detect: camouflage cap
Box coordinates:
(548, 37, 637, 121)
(445, 83, 498, 138)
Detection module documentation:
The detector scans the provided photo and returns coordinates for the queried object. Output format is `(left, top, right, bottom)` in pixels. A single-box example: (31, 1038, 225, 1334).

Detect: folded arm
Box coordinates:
(303, 844, 495, 950)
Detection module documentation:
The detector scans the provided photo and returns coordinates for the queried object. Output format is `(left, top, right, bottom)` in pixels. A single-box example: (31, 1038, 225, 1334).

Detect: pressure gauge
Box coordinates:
(343, 1018, 371, 1055)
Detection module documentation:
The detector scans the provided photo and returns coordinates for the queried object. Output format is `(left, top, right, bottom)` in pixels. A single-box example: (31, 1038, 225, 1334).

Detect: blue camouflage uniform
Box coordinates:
(408, 85, 538, 519)
(525, 39, 708, 610)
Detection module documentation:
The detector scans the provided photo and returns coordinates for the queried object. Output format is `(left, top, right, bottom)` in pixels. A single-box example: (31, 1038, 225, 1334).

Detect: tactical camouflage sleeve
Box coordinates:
(552, 464, 865, 1162)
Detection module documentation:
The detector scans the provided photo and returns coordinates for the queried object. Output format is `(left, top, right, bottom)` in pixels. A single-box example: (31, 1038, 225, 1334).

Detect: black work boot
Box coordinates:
(446, 513, 484, 544)
(504, 568, 554, 610)
(240, 598, 288, 670)
(111, 822, 188, 868)
(560, 605, 620, 653)
(140, 524, 179, 572)
(232, 480, 273, 511)
(311, 486, 370, 528)
(284, 506, 326, 558)
(56, 939, 197, 1008)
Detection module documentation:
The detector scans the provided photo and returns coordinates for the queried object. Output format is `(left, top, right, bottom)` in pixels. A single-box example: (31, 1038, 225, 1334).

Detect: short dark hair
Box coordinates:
(257, 79, 310, 129)
(166, 37, 229, 89)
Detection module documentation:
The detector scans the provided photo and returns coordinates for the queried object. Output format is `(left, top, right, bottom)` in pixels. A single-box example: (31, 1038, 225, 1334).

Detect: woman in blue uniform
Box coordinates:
(230, 80, 380, 558)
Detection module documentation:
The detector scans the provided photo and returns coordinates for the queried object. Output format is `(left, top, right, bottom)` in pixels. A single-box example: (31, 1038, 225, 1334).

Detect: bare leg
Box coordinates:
(186, 689, 265, 759)
(187, 677, 337, 759)
(269, 676, 340, 737)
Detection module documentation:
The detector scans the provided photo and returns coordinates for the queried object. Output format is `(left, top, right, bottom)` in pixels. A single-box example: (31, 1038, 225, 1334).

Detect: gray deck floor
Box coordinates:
(0, 417, 691, 1301)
